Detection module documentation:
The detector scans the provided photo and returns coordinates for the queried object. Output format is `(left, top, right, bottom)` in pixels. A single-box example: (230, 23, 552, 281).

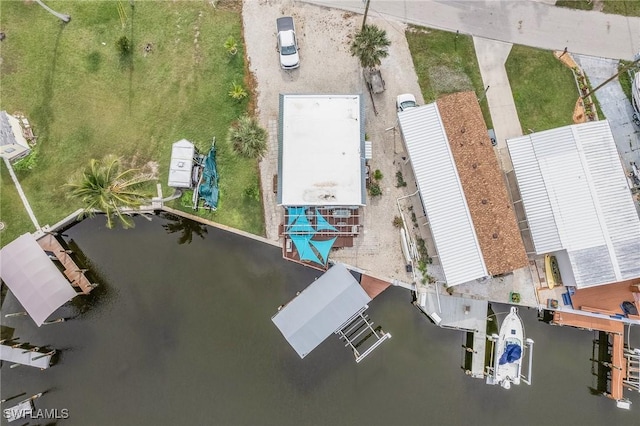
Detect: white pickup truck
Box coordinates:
(276, 17, 299, 70)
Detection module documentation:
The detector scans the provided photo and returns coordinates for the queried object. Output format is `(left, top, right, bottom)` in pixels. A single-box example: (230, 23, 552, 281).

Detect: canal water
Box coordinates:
(1, 214, 638, 425)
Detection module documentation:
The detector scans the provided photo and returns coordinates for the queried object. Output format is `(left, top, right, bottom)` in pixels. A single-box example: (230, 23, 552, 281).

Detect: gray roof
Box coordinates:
(272, 263, 371, 358)
(0, 111, 17, 147)
(0, 234, 77, 326)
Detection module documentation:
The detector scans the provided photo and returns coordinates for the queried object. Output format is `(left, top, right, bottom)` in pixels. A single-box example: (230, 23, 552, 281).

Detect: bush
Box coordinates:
(228, 81, 247, 101)
(227, 115, 267, 159)
(12, 150, 38, 172)
(392, 216, 403, 228)
(116, 35, 131, 56)
(224, 36, 238, 55)
(368, 182, 382, 197)
(395, 171, 407, 187)
(373, 169, 383, 180)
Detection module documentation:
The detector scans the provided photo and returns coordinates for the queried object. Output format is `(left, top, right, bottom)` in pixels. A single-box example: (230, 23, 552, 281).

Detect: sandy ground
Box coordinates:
(242, 0, 428, 283)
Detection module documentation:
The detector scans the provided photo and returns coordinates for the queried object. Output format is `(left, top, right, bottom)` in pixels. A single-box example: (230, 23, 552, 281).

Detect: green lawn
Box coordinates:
(0, 164, 37, 245)
(505, 45, 576, 132)
(603, 1, 640, 16)
(618, 60, 639, 103)
(0, 1, 264, 245)
(405, 27, 492, 128)
(555, 1, 593, 11)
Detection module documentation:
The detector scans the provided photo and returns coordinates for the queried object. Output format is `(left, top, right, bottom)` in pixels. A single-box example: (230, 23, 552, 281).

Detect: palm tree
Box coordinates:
(67, 155, 154, 229)
(227, 115, 267, 159)
(350, 24, 391, 69)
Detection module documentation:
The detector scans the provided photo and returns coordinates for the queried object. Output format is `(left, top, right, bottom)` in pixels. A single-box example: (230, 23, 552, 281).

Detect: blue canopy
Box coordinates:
(290, 234, 321, 264)
(309, 237, 337, 264)
(286, 207, 305, 228)
(198, 145, 219, 210)
(499, 343, 522, 365)
(315, 211, 337, 233)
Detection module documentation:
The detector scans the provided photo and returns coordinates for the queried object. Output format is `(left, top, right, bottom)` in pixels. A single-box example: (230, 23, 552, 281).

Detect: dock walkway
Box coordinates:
(37, 234, 93, 294)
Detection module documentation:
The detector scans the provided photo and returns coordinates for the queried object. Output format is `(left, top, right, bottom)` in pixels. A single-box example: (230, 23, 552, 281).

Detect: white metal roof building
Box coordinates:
(271, 264, 371, 359)
(508, 120, 640, 288)
(168, 139, 195, 188)
(277, 94, 366, 206)
(0, 234, 77, 326)
(397, 104, 488, 286)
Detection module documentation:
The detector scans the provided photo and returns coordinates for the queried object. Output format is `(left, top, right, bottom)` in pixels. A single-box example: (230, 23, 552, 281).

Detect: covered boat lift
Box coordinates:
(272, 264, 391, 362)
(0, 234, 76, 326)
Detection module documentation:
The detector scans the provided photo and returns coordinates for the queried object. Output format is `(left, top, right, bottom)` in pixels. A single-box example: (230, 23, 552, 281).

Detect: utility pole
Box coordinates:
(361, 0, 371, 31)
(582, 57, 640, 100)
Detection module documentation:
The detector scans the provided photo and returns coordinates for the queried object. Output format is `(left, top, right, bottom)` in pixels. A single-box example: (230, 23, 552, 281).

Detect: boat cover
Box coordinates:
(198, 145, 219, 210)
(499, 343, 522, 365)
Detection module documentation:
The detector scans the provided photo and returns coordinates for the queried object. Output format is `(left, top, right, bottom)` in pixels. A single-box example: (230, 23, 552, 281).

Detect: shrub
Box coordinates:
(227, 115, 267, 159)
(373, 169, 383, 180)
(228, 81, 248, 101)
(116, 35, 131, 56)
(395, 171, 407, 187)
(368, 182, 382, 197)
(392, 216, 403, 228)
(224, 36, 238, 55)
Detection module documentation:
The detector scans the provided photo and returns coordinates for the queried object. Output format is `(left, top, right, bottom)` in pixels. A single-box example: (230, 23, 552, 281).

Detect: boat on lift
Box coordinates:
(486, 307, 534, 389)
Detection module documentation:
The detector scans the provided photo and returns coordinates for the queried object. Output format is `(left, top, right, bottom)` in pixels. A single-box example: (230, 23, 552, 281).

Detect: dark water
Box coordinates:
(2, 214, 639, 426)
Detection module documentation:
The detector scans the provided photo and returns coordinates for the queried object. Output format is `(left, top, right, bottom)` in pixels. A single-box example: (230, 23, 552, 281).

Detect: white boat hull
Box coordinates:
(489, 307, 524, 389)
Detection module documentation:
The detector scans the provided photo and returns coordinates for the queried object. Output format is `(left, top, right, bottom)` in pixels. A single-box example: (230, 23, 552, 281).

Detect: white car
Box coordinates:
(276, 17, 300, 70)
(396, 94, 417, 112)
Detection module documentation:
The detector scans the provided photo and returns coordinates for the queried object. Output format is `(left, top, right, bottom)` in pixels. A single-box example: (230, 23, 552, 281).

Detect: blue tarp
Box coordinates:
(198, 145, 219, 210)
(499, 343, 522, 365)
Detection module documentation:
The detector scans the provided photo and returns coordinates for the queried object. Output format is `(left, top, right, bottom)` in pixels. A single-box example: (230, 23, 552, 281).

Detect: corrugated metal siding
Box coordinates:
(398, 104, 487, 286)
(507, 134, 561, 253)
(508, 121, 640, 288)
(577, 121, 640, 282)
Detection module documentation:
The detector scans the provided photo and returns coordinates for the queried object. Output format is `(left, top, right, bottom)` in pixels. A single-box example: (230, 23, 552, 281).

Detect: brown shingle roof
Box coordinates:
(437, 92, 527, 275)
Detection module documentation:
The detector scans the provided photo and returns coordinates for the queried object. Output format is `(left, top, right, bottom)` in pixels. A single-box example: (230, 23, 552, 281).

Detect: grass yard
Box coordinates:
(603, 1, 640, 16)
(555, 1, 593, 11)
(505, 45, 576, 132)
(0, 165, 36, 245)
(0, 0, 263, 246)
(619, 60, 639, 103)
(405, 27, 492, 128)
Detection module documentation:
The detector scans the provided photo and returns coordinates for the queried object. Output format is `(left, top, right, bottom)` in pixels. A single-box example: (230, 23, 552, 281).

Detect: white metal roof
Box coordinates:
(278, 94, 365, 206)
(168, 139, 195, 188)
(0, 234, 77, 326)
(271, 264, 371, 359)
(508, 120, 640, 288)
(398, 104, 487, 286)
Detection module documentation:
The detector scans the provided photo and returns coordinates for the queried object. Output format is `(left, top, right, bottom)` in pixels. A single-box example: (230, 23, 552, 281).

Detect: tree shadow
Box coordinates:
(161, 213, 208, 245)
(32, 22, 67, 142)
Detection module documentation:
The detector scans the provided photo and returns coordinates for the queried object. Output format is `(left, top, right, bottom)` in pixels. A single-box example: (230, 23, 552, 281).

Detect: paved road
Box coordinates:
(303, 0, 640, 60)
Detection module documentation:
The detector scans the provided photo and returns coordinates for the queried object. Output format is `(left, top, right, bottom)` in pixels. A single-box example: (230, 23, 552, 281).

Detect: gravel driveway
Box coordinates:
(242, 0, 428, 282)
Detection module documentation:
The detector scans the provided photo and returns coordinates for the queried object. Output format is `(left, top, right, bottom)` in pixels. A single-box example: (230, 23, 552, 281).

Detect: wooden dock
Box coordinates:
(552, 311, 626, 402)
(360, 274, 391, 299)
(37, 234, 94, 294)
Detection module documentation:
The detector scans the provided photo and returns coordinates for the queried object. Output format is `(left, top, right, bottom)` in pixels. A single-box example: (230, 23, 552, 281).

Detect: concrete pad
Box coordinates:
(574, 54, 640, 174)
(473, 37, 522, 171)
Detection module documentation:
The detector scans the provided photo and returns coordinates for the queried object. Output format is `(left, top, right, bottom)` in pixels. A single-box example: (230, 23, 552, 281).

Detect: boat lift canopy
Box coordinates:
(0, 234, 76, 326)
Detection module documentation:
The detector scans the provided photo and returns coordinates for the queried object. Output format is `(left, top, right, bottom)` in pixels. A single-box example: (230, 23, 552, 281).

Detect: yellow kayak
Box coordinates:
(544, 254, 562, 289)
